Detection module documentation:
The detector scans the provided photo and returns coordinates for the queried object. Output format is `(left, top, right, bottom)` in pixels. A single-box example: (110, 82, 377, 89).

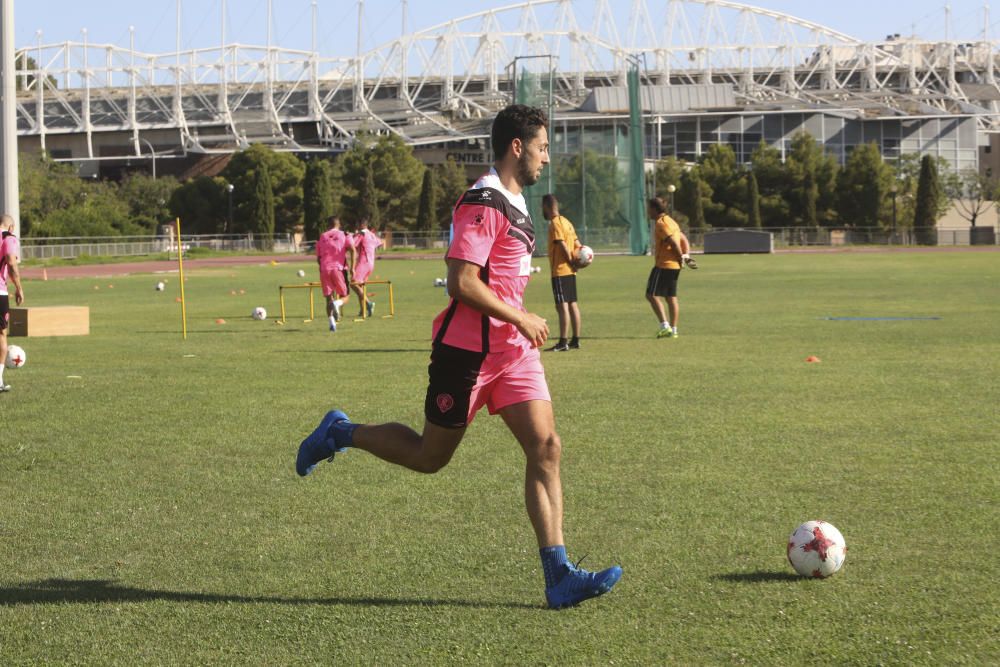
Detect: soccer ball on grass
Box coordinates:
(6, 344, 26, 369)
(787, 520, 847, 578)
(252, 307, 268, 321)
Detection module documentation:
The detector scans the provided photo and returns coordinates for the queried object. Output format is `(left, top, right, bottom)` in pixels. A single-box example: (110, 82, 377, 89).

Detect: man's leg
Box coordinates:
(647, 293, 667, 322)
(498, 400, 563, 547)
(667, 296, 680, 331)
(351, 282, 366, 316)
(0, 328, 7, 390)
(568, 302, 581, 346)
(352, 420, 466, 474)
(499, 399, 621, 608)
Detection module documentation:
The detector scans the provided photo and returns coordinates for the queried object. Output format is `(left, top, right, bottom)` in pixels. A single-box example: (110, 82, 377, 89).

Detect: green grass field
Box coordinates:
(1, 251, 997, 665)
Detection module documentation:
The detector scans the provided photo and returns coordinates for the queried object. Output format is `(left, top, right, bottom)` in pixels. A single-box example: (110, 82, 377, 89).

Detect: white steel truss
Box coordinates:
(13, 0, 1000, 159)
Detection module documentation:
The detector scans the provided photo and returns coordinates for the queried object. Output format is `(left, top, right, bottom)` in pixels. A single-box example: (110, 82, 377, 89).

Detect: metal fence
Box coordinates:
(18, 224, 997, 261)
(20, 233, 299, 260)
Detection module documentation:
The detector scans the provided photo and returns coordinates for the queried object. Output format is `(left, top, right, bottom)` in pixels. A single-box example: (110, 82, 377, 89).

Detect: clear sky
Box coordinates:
(13, 0, 998, 57)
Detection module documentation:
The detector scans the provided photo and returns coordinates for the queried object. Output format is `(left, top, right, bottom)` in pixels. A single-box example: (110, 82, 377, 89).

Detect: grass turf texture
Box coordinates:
(1, 252, 997, 665)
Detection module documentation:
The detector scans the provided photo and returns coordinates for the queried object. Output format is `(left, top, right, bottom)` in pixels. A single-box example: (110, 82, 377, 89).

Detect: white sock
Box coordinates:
(0, 364, 5, 384)
(334, 299, 344, 308)
(329, 315, 336, 326)
(673, 326, 679, 334)
(660, 321, 670, 329)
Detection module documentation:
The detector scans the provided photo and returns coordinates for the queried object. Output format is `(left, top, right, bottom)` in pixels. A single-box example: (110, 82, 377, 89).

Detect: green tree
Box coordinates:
(748, 171, 762, 229)
(416, 169, 437, 233)
(677, 170, 708, 231)
(15, 54, 57, 92)
(698, 144, 748, 227)
(749, 141, 791, 227)
(553, 149, 623, 231)
(786, 132, 838, 226)
(223, 144, 304, 234)
(337, 133, 424, 229)
(835, 143, 892, 228)
(432, 158, 468, 230)
(169, 177, 228, 235)
(943, 168, 997, 228)
(302, 160, 334, 241)
(913, 155, 940, 245)
(118, 173, 178, 233)
(18, 153, 85, 237)
(249, 163, 276, 246)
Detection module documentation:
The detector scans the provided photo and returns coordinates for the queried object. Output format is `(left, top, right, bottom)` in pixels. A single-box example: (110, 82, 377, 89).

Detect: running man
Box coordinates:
(296, 105, 622, 609)
(350, 219, 383, 318)
(0, 214, 24, 393)
(645, 197, 691, 338)
(315, 216, 356, 332)
(543, 194, 582, 351)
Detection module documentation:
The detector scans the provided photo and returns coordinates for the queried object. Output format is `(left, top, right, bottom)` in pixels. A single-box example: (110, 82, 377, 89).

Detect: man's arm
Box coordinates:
(6, 251, 23, 305)
(446, 258, 548, 348)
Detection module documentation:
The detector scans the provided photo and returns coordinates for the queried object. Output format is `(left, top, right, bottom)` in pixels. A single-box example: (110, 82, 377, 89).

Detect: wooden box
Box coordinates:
(8, 306, 90, 337)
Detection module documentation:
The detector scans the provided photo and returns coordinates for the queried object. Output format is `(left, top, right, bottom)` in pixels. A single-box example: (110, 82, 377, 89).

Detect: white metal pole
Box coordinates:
(0, 0, 20, 234)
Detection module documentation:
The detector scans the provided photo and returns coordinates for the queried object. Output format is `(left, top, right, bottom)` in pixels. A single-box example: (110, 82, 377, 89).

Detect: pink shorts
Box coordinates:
(424, 343, 551, 428)
(320, 266, 348, 298)
(353, 263, 373, 284)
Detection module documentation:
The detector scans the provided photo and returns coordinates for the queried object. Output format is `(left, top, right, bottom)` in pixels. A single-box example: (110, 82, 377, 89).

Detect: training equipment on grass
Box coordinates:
(577, 245, 594, 268)
(8, 307, 90, 337)
(277, 280, 395, 324)
(6, 345, 26, 368)
(155, 282, 165, 291)
(787, 520, 846, 578)
(252, 307, 268, 321)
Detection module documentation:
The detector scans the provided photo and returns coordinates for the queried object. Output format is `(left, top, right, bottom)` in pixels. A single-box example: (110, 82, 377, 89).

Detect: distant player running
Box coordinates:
(296, 105, 622, 609)
(316, 216, 356, 332)
(350, 219, 383, 318)
(0, 214, 24, 393)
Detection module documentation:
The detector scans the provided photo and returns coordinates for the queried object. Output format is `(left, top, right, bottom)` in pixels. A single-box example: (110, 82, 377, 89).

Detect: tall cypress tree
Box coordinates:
(250, 162, 276, 248)
(913, 155, 939, 245)
(359, 159, 381, 228)
(803, 169, 819, 228)
(302, 160, 333, 242)
(691, 177, 707, 231)
(748, 171, 762, 229)
(416, 169, 437, 233)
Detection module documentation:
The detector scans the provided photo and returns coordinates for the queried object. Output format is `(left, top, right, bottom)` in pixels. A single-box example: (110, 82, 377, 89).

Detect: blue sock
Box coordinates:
(331, 420, 360, 448)
(540, 545, 568, 588)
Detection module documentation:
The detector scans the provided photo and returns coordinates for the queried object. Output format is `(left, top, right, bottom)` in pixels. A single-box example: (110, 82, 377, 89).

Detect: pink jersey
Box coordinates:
(432, 169, 535, 354)
(352, 229, 383, 276)
(316, 228, 351, 270)
(0, 232, 20, 295)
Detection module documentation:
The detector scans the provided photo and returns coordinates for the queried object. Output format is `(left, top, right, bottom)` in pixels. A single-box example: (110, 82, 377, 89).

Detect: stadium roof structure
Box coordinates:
(13, 0, 1000, 158)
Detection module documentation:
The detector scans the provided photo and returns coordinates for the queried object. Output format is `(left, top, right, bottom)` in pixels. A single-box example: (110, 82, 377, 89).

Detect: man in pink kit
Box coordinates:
(0, 214, 24, 393)
(296, 105, 622, 609)
(350, 218, 383, 318)
(315, 216, 355, 332)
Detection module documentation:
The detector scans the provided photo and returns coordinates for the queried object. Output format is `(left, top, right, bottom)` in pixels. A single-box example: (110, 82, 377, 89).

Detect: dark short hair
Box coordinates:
(542, 194, 558, 209)
(327, 215, 340, 227)
(648, 197, 668, 216)
(491, 104, 548, 160)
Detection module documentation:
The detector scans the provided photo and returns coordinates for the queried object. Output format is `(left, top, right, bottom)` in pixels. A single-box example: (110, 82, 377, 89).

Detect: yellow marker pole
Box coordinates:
(176, 218, 188, 340)
(279, 286, 287, 323)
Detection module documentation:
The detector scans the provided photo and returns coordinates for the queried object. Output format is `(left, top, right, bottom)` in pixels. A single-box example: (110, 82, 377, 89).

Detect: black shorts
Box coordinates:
(0, 294, 8, 331)
(551, 275, 578, 304)
(646, 267, 680, 298)
(424, 343, 486, 429)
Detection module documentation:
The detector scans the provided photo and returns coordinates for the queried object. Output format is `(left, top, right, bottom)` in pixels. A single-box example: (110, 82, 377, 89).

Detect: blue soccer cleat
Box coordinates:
(296, 410, 351, 476)
(545, 561, 622, 609)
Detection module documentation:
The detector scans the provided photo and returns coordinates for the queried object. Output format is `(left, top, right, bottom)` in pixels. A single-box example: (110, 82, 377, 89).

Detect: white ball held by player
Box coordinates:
(787, 520, 847, 578)
(6, 344, 26, 369)
(576, 245, 594, 268)
(252, 307, 268, 321)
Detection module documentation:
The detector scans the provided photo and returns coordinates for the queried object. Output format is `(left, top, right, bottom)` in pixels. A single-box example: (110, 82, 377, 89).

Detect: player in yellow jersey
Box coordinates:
(645, 197, 693, 338)
(543, 194, 582, 351)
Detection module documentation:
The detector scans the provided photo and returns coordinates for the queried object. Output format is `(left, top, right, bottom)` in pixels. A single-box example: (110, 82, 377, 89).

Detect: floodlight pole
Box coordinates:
(0, 0, 20, 235)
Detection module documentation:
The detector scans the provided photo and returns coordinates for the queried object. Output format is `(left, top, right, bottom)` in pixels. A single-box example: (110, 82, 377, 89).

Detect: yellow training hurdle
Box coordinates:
(277, 280, 395, 324)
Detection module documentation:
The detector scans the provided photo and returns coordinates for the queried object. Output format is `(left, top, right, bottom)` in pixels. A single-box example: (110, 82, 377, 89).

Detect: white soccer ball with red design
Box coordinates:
(252, 307, 267, 321)
(576, 245, 594, 268)
(6, 344, 26, 369)
(787, 520, 847, 578)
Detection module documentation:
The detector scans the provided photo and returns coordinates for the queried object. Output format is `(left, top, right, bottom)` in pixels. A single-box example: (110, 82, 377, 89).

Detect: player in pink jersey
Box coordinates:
(296, 106, 621, 609)
(349, 218, 383, 318)
(315, 216, 356, 332)
(0, 214, 24, 392)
